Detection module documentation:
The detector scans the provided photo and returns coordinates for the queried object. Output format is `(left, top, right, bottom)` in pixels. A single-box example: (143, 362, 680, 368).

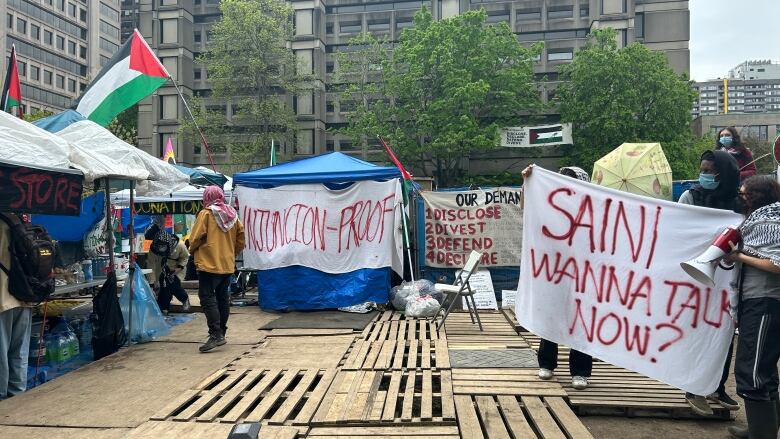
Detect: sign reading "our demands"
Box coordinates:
(421, 188, 522, 268)
(501, 123, 573, 148)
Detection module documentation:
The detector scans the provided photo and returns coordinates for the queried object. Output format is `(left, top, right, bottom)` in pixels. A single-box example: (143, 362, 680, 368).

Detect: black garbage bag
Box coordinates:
(91, 272, 127, 360)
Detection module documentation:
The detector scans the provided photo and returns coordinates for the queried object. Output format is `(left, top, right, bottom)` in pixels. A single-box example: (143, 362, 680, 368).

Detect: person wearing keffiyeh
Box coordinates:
(722, 176, 780, 439)
(189, 186, 245, 353)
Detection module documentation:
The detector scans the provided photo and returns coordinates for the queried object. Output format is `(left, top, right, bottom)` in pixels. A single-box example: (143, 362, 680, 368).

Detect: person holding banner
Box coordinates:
(524, 165, 593, 390)
(722, 176, 780, 439)
(189, 186, 245, 353)
(678, 150, 742, 414)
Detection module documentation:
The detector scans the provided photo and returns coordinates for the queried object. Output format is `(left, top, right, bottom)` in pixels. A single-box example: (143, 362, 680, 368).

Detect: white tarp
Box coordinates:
(516, 167, 740, 396)
(57, 120, 188, 195)
(0, 110, 75, 171)
(110, 180, 234, 208)
(0, 111, 151, 184)
(236, 180, 404, 275)
(420, 188, 523, 268)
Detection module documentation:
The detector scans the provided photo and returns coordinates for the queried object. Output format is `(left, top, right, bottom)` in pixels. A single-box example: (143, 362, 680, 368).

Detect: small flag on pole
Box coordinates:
(270, 139, 277, 166)
(377, 136, 413, 181)
(162, 138, 176, 164)
(1, 45, 23, 118)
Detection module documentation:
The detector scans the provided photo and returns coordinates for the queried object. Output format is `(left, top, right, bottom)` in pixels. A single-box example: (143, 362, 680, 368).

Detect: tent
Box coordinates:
(173, 165, 229, 188)
(233, 152, 403, 311)
(33, 110, 189, 195)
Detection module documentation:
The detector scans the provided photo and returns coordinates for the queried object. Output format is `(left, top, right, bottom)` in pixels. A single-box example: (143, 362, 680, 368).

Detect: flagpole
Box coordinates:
(377, 135, 415, 282)
(168, 76, 217, 172)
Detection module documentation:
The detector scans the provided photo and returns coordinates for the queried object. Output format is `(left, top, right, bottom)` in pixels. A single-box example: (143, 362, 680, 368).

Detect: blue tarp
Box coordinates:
(32, 109, 86, 133)
(173, 165, 228, 188)
(258, 266, 391, 311)
(234, 152, 401, 310)
(32, 192, 104, 241)
(233, 152, 400, 188)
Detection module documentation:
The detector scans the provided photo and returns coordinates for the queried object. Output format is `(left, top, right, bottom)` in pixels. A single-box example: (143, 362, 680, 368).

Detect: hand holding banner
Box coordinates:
(516, 167, 740, 395)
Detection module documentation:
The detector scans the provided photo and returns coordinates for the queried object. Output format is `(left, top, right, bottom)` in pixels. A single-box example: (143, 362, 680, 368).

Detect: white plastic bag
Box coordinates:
(405, 295, 440, 318)
(390, 282, 420, 310)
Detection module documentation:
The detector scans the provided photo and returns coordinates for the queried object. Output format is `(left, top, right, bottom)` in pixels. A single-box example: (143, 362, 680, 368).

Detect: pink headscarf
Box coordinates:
(203, 186, 238, 232)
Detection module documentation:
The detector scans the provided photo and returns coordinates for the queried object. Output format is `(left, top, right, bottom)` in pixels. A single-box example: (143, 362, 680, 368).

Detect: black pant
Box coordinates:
(198, 271, 231, 338)
(157, 274, 189, 312)
(736, 297, 780, 401)
(717, 335, 735, 395)
(538, 339, 593, 377)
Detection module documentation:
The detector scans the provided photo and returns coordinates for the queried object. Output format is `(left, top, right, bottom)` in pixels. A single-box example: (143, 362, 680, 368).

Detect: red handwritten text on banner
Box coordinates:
(516, 168, 739, 395)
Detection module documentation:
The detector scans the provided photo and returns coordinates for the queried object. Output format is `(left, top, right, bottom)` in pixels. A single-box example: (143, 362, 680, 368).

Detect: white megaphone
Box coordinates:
(680, 226, 741, 287)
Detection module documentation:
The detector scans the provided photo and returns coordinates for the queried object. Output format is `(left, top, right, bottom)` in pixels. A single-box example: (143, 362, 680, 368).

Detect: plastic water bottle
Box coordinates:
(68, 331, 80, 358)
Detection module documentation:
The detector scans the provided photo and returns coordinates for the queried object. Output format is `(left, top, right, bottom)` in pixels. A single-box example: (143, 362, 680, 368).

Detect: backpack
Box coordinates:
(150, 230, 174, 258)
(0, 214, 55, 303)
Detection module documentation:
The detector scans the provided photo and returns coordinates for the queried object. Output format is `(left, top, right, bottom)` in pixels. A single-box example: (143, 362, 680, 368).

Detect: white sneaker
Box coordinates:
(538, 368, 554, 380)
(571, 376, 589, 390)
(181, 297, 191, 312)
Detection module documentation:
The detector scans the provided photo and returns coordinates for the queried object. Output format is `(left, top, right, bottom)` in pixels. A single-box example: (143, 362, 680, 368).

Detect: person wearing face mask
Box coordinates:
(678, 150, 741, 416)
(716, 127, 756, 182)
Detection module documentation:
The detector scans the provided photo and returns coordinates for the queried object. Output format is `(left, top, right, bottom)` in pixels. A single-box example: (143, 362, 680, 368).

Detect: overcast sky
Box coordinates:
(690, 0, 780, 81)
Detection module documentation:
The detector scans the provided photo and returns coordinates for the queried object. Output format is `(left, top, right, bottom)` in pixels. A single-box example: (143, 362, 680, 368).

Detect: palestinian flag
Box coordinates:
(529, 125, 564, 145)
(74, 29, 169, 126)
(1, 45, 23, 117)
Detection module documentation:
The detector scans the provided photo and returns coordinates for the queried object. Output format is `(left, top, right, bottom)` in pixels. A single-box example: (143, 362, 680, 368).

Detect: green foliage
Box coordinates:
(182, 0, 303, 170)
(557, 28, 698, 179)
(23, 109, 54, 123)
(108, 105, 138, 145)
(742, 136, 778, 176)
(335, 8, 542, 186)
(463, 172, 523, 188)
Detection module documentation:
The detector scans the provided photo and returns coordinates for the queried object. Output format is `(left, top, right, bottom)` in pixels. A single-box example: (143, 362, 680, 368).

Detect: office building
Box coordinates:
(729, 60, 780, 81)
(692, 78, 780, 119)
(119, 0, 138, 42)
(692, 112, 780, 141)
(0, 0, 122, 115)
(134, 0, 690, 170)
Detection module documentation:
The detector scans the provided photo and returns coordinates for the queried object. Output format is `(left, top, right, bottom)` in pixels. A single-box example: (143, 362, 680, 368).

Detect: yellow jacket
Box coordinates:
(188, 209, 245, 275)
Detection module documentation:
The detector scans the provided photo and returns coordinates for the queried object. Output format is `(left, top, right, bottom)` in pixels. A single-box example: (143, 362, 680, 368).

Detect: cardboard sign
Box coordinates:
(461, 269, 498, 310)
(501, 289, 517, 309)
(421, 188, 523, 268)
(516, 167, 740, 395)
(0, 162, 83, 215)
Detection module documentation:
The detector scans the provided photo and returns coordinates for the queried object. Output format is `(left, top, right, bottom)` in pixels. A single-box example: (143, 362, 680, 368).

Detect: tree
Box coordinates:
(108, 105, 138, 145)
(336, 8, 542, 186)
(556, 28, 698, 178)
(184, 0, 305, 170)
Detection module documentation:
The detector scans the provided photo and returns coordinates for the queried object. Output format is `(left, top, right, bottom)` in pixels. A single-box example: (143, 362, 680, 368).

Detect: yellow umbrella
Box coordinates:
(591, 142, 672, 200)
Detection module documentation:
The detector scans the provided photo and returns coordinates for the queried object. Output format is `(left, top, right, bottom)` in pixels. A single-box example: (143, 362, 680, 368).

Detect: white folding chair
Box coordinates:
(432, 250, 484, 333)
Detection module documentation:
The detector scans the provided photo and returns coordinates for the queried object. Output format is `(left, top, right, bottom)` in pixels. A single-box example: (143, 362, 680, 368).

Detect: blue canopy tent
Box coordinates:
(233, 152, 402, 311)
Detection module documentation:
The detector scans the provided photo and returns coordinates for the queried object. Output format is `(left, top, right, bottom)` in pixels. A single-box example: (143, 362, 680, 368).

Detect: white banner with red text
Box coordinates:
(236, 180, 403, 275)
(516, 167, 741, 395)
(421, 188, 523, 268)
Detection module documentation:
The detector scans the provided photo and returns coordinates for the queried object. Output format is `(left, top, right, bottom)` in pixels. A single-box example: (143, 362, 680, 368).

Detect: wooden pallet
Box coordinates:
(444, 311, 528, 350)
(312, 369, 456, 424)
(454, 394, 595, 439)
(307, 425, 459, 438)
(452, 369, 567, 397)
(361, 317, 443, 342)
(518, 331, 731, 419)
(150, 368, 337, 425)
(342, 338, 450, 370)
(127, 421, 301, 439)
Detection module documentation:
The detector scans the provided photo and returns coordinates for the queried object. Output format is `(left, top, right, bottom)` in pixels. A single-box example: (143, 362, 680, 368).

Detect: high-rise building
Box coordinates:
(729, 60, 780, 81)
(0, 0, 122, 115)
(692, 61, 780, 119)
(134, 0, 690, 168)
(119, 0, 138, 42)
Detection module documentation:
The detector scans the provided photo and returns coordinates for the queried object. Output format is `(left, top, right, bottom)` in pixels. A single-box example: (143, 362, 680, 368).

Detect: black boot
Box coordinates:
(727, 425, 747, 439)
(744, 399, 778, 439)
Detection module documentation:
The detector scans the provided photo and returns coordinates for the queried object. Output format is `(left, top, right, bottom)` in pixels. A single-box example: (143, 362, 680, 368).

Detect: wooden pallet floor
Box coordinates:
(344, 317, 450, 370)
(455, 394, 594, 439)
(519, 330, 731, 419)
(312, 369, 456, 425)
(452, 368, 567, 397)
(443, 311, 528, 351)
(151, 368, 337, 425)
(307, 425, 460, 438)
